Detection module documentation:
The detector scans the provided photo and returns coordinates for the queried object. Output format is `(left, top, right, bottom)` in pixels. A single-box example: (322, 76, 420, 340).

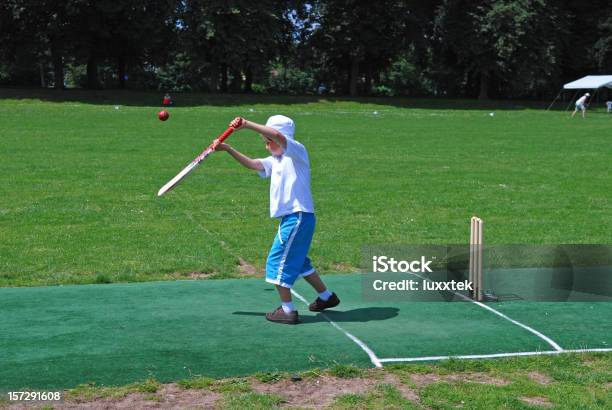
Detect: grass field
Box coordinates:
(1, 89, 610, 287)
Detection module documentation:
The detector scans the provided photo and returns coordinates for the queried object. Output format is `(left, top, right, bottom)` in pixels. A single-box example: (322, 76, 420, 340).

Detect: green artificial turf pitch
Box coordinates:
(1, 274, 610, 391)
(1, 90, 611, 287)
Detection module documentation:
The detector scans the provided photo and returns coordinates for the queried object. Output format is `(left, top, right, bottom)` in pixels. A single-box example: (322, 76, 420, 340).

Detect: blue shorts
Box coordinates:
(266, 212, 316, 288)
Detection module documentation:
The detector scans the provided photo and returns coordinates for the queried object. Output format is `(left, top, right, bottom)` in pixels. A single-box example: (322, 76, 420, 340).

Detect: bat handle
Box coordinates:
(217, 127, 235, 143)
(211, 125, 237, 150)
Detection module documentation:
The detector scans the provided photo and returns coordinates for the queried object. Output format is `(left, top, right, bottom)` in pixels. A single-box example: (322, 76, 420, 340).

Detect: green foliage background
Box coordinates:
(1, 1, 611, 98)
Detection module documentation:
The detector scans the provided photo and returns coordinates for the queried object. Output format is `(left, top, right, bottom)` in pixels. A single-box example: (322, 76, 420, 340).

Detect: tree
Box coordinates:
(432, 0, 566, 99)
(592, 11, 612, 72)
(309, 0, 419, 96)
(554, 0, 610, 82)
(0, 1, 35, 85)
(0, 0, 81, 88)
(70, 0, 178, 89)
(180, 0, 288, 92)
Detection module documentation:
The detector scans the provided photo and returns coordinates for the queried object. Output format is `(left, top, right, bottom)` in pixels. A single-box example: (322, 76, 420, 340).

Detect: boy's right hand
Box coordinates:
(216, 143, 231, 152)
(230, 117, 245, 130)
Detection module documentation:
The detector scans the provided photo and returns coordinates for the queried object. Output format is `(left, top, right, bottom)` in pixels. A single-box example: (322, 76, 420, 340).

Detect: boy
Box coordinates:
(217, 115, 340, 324)
(571, 92, 590, 118)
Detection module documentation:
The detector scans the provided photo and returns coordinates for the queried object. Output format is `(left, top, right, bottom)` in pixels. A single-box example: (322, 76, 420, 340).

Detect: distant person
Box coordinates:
(606, 100, 612, 113)
(317, 84, 327, 95)
(571, 92, 590, 118)
(162, 93, 173, 106)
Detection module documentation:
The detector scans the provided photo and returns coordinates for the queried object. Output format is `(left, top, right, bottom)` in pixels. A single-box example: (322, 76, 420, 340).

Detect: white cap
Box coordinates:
(265, 115, 295, 140)
(585, 93, 590, 96)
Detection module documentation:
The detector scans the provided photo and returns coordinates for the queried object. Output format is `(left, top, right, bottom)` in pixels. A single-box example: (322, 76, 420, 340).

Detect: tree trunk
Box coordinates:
(220, 63, 228, 93)
(51, 43, 64, 89)
(244, 65, 253, 93)
(229, 67, 242, 92)
(87, 56, 98, 89)
(40, 63, 46, 88)
(478, 71, 489, 100)
(118, 56, 126, 89)
(349, 57, 359, 96)
(209, 62, 219, 92)
(364, 64, 373, 96)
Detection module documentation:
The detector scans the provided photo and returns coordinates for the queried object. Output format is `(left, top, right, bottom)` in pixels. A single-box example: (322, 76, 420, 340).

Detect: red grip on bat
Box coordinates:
(212, 119, 241, 149)
(217, 126, 235, 144)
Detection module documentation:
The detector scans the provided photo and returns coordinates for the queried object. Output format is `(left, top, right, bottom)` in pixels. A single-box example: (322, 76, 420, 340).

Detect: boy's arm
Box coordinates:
(229, 117, 308, 163)
(232, 117, 287, 150)
(217, 143, 264, 171)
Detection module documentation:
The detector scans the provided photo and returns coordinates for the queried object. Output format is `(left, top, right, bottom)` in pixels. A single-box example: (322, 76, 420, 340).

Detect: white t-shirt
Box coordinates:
(576, 95, 588, 106)
(257, 138, 315, 218)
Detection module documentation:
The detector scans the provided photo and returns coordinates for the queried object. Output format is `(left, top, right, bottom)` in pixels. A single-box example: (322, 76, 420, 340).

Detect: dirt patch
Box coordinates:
(605, 382, 612, 390)
(410, 372, 510, 387)
(251, 373, 420, 408)
(455, 373, 510, 386)
(329, 263, 356, 272)
(186, 272, 213, 279)
(583, 359, 599, 368)
(528, 372, 552, 385)
(251, 375, 379, 408)
(519, 396, 553, 408)
(237, 258, 259, 276)
(382, 374, 419, 402)
(5, 372, 515, 409)
(8, 384, 221, 410)
(165, 271, 213, 280)
(410, 373, 444, 387)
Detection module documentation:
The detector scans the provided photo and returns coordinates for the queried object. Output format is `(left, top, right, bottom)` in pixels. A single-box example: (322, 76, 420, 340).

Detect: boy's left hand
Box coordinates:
(230, 117, 245, 130)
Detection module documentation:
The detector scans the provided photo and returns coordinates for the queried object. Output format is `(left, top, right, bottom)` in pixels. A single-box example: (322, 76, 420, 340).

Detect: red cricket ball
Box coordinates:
(158, 110, 169, 121)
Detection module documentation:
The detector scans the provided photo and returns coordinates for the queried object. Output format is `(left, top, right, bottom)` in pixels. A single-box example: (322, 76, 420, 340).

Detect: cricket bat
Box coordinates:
(157, 123, 238, 196)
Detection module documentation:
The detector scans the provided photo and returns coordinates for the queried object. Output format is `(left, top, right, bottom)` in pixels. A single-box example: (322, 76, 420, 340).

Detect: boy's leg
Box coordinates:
(264, 213, 315, 324)
(266, 285, 297, 322)
(275, 285, 296, 314)
(303, 272, 326, 293)
(276, 284, 292, 302)
(302, 269, 340, 312)
(265, 284, 298, 324)
(264, 288, 300, 325)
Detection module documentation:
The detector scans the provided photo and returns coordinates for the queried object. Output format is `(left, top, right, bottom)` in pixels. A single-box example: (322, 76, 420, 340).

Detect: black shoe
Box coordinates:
(309, 293, 340, 312)
(266, 306, 299, 324)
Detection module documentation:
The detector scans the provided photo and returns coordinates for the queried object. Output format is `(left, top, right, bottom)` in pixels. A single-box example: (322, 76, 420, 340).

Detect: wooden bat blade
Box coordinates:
(157, 160, 200, 196)
(157, 124, 236, 197)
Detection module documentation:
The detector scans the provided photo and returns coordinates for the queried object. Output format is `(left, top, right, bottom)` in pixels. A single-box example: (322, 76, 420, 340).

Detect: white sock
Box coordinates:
(281, 302, 295, 314)
(318, 290, 332, 301)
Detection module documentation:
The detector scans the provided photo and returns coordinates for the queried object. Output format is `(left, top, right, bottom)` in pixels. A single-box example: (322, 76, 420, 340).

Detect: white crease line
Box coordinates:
(468, 298, 563, 351)
(379, 348, 612, 363)
(409, 272, 564, 351)
(291, 289, 383, 368)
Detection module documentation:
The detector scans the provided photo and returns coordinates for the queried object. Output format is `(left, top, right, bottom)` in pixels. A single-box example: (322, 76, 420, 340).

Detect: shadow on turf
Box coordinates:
(233, 307, 399, 323)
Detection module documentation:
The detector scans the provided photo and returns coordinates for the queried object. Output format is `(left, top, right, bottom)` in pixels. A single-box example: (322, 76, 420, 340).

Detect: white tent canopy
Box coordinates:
(563, 75, 612, 90)
(547, 75, 612, 110)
